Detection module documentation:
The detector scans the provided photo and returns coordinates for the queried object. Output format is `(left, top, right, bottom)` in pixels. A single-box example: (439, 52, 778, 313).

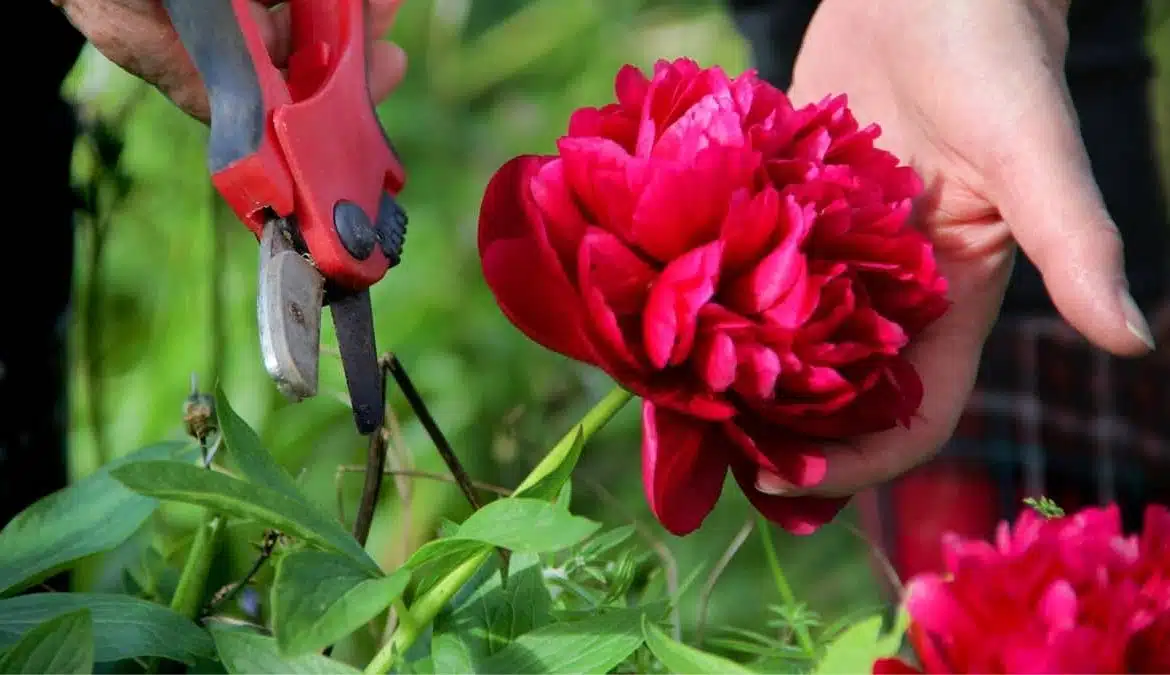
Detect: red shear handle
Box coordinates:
(163, 0, 408, 291)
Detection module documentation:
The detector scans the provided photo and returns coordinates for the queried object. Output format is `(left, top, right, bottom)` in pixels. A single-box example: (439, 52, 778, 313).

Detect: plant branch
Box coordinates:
(364, 549, 492, 675)
(170, 512, 223, 621)
(365, 387, 634, 674)
(382, 354, 511, 574)
(757, 514, 817, 658)
(384, 354, 482, 511)
(203, 529, 281, 618)
(352, 425, 389, 548)
(336, 466, 513, 497)
(695, 518, 754, 645)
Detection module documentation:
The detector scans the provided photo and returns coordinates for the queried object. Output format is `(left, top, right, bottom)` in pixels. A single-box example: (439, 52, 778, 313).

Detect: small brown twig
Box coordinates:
(352, 424, 389, 548)
(383, 354, 483, 512)
(203, 529, 281, 619)
(382, 404, 414, 568)
(381, 354, 510, 576)
(695, 519, 755, 646)
(837, 519, 904, 598)
(336, 466, 513, 497)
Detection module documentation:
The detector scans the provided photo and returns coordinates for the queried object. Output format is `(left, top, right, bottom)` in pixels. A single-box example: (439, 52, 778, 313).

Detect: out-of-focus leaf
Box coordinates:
(0, 593, 213, 665)
(642, 615, 755, 674)
(0, 441, 195, 597)
(430, 633, 474, 674)
(0, 608, 94, 674)
(109, 460, 376, 573)
(270, 551, 410, 656)
(812, 607, 909, 675)
(210, 626, 361, 674)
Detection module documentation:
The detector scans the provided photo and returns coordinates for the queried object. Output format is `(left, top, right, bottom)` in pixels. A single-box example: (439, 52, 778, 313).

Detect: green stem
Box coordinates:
(170, 511, 224, 621)
(365, 550, 491, 675)
(514, 386, 633, 495)
(364, 386, 634, 674)
(756, 514, 816, 658)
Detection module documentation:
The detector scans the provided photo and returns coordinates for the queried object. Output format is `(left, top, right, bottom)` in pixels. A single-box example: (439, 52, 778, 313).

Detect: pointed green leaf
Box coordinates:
(641, 615, 755, 674)
(214, 383, 305, 502)
(0, 441, 195, 597)
(437, 553, 553, 667)
(512, 427, 584, 502)
(0, 608, 94, 674)
(109, 460, 376, 574)
(402, 538, 491, 598)
(455, 498, 600, 554)
(430, 633, 473, 674)
(479, 607, 646, 674)
(271, 551, 410, 656)
(812, 608, 909, 675)
(0, 593, 213, 665)
(210, 626, 361, 674)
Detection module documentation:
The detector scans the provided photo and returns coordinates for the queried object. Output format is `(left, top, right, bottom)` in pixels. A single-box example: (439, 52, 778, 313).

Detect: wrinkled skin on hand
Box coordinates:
(763, 0, 1158, 498)
(55, 0, 407, 123)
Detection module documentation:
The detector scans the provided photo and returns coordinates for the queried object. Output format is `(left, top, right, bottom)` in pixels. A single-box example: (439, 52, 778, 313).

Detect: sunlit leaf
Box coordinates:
(455, 498, 600, 554)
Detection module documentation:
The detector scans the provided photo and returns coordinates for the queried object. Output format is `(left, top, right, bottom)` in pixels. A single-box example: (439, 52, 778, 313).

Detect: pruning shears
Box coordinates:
(162, 0, 408, 435)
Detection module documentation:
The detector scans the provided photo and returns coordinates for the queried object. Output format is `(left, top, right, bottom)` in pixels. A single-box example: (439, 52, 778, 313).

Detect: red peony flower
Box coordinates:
(873, 503, 1170, 673)
(477, 58, 948, 535)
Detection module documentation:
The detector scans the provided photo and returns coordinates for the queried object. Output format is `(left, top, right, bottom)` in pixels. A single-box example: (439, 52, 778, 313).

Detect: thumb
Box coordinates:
(987, 80, 1155, 356)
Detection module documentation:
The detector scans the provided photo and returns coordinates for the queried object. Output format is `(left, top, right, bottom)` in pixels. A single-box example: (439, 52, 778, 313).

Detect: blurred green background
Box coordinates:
(59, 0, 1170, 652)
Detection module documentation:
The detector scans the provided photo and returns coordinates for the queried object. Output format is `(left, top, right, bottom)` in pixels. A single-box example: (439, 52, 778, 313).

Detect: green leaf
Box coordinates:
(0, 608, 94, 674)
(555, 480, 573, 510)
(512, 427, 584, 502)
(812, 608, 909, 675)
(479, 607, 646, 674)
(214, 383, 306, 502)
(210, 626, 361, 674)
(430, 633, 474, 674)
(641, 615, 755, 674)
(437, 553, 554, 667)
(402, 538, 492, 598)
(271, 551, 410, 656)
(0, 593, 213, 665)
(109, 460, 377, 574)
(577, 524, 637, 560)
(0, 441, 195, 597)
(455, 498, 601, 554)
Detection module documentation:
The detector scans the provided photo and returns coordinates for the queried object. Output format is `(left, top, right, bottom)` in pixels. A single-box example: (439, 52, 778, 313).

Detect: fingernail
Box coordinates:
(1119, 289, 1156, 350)
(756, 469, 797, 496)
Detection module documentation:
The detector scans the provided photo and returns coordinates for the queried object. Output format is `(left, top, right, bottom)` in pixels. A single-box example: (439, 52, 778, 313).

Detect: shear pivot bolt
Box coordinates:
(334, 201, 376, 260)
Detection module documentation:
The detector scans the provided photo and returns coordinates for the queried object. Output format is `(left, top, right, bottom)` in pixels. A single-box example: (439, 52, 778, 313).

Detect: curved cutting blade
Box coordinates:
(328, 287, 384, 434)
(257, 218, 324, 401)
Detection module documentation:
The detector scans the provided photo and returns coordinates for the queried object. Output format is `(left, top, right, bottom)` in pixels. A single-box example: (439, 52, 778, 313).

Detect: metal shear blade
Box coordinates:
(258, 218, 323, 401)
(257, 218, 385, 434)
